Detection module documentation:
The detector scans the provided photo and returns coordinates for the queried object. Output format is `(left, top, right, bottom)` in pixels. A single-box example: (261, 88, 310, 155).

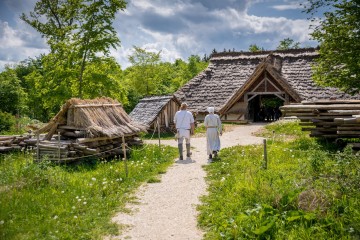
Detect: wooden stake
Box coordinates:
(157, 117, 161, 148)
(36, 134, 40, 162)
(122, 135, 128, 177)
(58, 132, 61, 161)
(263, 139, 267, 170)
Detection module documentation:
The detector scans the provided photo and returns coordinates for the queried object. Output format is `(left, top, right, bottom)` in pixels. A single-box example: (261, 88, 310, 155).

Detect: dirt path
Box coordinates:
(109, 123, 266, 240)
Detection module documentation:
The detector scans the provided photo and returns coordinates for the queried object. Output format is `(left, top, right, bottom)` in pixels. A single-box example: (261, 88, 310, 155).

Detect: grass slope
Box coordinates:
(0, 145, 177, 239)
(198, 120, 360, 239)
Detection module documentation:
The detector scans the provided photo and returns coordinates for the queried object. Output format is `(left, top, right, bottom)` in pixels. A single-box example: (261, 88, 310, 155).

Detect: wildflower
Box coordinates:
(91, 177, 96, 181)
(53, 215, 58, 220)
(0, 220, 4, 225)
(74, 216, 78, 219)
(61, 191, 64, 194)
(83, 202, 87, 205)
(221, 177, 225, 182)
(78, 199, 81, 202)
(102, 181, 107, 185)
(72, 206, 76, 209)
(110, 166, 113, 169)
(76, 196, 79, 199)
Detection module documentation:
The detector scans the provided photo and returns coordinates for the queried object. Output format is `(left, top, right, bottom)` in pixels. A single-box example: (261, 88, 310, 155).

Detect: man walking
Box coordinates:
(174, 103, 195, 160)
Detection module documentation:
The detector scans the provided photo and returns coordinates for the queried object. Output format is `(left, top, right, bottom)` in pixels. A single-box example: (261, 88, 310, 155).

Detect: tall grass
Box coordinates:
(0, 144, 177, 239)
(198, 120, 360, 239)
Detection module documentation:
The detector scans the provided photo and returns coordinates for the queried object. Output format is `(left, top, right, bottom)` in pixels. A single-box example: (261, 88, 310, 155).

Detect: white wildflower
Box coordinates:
(83, 202, 87, 205)
(0, 220, 4, 225)
(74, 216, 78, 219)
(91, 177, 96, 181)
(53, 215, 58, 220)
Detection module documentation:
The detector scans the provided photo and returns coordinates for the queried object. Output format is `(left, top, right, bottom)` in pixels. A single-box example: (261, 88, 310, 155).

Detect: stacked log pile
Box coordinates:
(35, 134, 143, 162)
(280, 101, 360, 151)
(0, 135, 32, 153)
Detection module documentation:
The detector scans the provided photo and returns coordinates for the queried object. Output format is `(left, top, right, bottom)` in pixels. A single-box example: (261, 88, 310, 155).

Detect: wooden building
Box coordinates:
(129, 95, 180, 132)
(175, 48, 359, 122)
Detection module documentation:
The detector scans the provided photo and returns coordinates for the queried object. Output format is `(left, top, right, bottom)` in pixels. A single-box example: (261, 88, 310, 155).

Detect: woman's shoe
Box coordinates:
(213, 151, 218, 158)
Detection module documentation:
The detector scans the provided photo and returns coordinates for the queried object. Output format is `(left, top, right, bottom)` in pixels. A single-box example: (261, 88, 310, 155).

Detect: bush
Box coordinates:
(0, 111, 16, 133)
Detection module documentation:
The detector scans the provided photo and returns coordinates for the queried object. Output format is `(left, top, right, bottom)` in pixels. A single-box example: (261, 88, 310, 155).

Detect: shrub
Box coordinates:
(0, 111, 16, 133)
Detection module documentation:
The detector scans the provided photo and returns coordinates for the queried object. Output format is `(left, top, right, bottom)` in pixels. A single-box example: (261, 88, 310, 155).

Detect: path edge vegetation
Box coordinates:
(0, 144, 178, 239)
(198, 120, 360, 239)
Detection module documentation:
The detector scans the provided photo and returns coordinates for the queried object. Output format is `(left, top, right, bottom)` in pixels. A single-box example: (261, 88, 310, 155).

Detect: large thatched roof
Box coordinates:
(175, 48, 359, 114)
(129, 95, 180, 126)
(37, 98, 147, 139)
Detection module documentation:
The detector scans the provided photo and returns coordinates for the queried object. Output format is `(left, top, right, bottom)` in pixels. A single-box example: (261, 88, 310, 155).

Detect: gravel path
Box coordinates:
(109, 123, 265, 240)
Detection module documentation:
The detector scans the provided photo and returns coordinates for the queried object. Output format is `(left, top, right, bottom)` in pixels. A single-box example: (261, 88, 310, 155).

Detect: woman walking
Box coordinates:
(204, 107, 222, 159)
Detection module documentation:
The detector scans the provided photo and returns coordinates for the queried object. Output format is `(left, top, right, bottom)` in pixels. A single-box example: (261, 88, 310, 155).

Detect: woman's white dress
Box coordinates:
(204, 114, 222, 155)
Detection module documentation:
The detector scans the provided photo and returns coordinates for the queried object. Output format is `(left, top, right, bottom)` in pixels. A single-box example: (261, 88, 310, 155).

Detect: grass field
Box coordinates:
(198, 120, 360, 239)
(0, 144, 177, 240)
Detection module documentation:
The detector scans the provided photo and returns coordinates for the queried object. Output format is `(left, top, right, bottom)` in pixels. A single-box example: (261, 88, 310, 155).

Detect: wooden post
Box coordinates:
(58, 131, 61, 161)
(36, 133, 40, 162)
(157, 117, 161, 148)
(122, 135, 128, 177)
(263, 139, 267, 169)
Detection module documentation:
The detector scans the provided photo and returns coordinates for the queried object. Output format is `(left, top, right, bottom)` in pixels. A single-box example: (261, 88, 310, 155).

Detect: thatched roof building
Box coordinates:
(37, 98, 147, 140)
(175, 48, 359, 122)
(129, 95, 180, 131)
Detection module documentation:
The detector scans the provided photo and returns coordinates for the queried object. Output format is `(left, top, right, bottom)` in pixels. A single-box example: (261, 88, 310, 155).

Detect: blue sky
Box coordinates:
(0, 0, 322, 71)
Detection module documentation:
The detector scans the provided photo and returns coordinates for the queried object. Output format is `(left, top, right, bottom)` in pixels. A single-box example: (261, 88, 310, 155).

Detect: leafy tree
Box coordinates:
(127, 46, 161, 96)
(276, 38, 300, 50)
(124, 50, 208, 112)
(0, 68, 27, 115)
(21, 0, 127, 98)
(0, 111, 16, 133)
(249, 44, 263, 52)
(305, 0, 360, 94)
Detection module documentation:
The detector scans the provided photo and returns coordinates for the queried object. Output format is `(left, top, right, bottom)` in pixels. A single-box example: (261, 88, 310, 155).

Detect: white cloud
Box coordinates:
(272, 3, 302, 11)
(0, 0, 319, 71)
(0, 21, 24, 48)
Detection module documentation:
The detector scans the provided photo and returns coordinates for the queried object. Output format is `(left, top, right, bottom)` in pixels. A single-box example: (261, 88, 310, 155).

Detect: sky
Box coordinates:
(0, 0, 322, 71)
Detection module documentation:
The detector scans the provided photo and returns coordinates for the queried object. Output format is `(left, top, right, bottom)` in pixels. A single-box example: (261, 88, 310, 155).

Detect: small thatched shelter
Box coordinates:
(37, 97, 147, 140)
(129, 95, 180, 132)
(34, 98, 147, 162)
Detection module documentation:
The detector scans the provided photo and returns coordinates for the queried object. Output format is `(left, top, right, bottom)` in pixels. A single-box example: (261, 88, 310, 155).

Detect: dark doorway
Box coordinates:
(248, 95, 284, 122)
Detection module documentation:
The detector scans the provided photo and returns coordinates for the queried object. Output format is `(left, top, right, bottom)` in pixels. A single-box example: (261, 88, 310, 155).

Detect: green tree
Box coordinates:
(21, 0, 127, 98)
(127, 46, 161, 96)
(0, 68, 27, 115)
(305, 0, 360, 94)
(276, 38, 300, 50)
(249, 44, 263, 52)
